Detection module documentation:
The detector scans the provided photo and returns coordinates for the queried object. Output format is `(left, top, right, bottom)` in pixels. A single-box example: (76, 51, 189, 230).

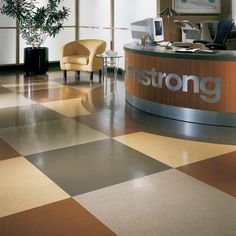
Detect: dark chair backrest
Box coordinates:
(214, 19, 234, 44)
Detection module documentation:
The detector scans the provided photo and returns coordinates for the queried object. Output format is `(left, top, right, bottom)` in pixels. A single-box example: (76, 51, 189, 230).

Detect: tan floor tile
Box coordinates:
(41, 98, 90, 117)
(114, 132, 236, 168)
(0, 157, 69, 217)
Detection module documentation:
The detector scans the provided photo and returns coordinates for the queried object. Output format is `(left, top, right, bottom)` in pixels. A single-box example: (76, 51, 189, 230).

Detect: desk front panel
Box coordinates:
(125, 51, 236, 113)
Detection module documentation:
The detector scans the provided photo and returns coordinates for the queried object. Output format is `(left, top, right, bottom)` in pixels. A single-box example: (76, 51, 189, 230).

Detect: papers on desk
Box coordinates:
(175, 48, 214, 53)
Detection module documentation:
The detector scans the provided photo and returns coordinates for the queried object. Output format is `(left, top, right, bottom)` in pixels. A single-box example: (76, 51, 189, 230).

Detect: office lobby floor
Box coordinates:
(0, 70, 236, 236)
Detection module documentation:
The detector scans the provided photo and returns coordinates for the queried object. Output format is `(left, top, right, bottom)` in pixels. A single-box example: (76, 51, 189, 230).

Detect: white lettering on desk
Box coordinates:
(126, 67, 221, 103)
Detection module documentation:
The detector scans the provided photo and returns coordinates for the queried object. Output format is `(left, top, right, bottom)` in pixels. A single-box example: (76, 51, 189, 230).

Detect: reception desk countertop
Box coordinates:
(124, 43, 236, 61)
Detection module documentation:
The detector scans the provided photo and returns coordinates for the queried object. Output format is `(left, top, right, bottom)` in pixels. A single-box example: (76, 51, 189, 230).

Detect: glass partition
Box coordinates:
(79, 0, 111, 49)
(0, 29, 16, 65)
(114, 0, 156, 68)
(0, 0, 157, 67)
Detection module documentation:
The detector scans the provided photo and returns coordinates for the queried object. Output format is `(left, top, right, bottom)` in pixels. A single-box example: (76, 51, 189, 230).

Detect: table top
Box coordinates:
(96, 52, 122, 59)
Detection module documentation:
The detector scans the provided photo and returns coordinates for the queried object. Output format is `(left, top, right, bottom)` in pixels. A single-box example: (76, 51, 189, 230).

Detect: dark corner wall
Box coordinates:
(159, 0, 232, 41)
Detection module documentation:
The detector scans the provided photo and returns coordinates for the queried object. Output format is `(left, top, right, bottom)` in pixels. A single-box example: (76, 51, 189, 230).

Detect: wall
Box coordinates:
(159, 0, 232, 41)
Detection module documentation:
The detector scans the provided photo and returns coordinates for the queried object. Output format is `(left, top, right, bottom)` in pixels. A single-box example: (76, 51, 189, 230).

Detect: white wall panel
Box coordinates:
(79, 0, 110, 27)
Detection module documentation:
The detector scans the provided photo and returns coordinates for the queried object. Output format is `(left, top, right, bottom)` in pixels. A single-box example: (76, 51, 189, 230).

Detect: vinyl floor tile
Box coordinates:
(77, 109, 145, 137)
(2, 81, 63, 92)
(0, 86, 12, 94)
(75, 170, 236, 236)
(0, 157, 69, 217)
(0, 118, 108, 156)
(79, 79, 126, 113)
(0, 104, 65, 129)
(178, 151, 236, 197)
(114, 132, 236, 167)
(0, 74, 23, 85)
(21, 86, 86, 102)
(0, 138, 20, 161)
(0, 93, 35, 109)
(27, 139, 170, 196)
(0, 198, 116, 236)
(68, 80, 103, 94)
(42, 98, 91, 117)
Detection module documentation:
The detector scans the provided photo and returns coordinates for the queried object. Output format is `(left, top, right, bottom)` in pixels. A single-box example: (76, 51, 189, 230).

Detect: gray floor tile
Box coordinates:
(0, 119, 108, 156)
(75, 169, 236, 236)
(27, 139, 170, 196)
(0, 104, 65, 129)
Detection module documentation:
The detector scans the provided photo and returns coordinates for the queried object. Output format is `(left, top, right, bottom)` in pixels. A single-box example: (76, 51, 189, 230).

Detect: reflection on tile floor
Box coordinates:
(0, 118, 108, 156)
(0, 104, 64, 129)
(42, 98, 90, 117)
(21, 86, 85, 102)
(0, 71, 235, 235)
(0, 93, 35, 109)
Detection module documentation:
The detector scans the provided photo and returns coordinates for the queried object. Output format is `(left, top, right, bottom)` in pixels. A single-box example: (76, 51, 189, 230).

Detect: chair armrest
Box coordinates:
(205, 43, 227, 50)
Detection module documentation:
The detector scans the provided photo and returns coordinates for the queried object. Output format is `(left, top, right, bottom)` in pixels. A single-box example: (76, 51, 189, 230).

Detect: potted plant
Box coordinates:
(1, 0, 70, 75)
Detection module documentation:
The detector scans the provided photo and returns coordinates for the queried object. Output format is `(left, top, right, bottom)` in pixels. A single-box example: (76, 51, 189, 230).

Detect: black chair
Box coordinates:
(193, 19, 234, 50)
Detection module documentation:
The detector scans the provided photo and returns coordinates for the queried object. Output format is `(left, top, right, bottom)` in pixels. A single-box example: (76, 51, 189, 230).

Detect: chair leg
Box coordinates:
(64, 70, 67, 84)
(99, 69, 102, 83)
(77, 71, 80, 80)
(90, 72, 93, 83)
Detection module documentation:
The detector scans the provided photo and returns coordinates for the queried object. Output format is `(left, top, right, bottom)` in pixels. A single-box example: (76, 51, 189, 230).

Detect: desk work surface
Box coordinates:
(124, 43, 236, 61)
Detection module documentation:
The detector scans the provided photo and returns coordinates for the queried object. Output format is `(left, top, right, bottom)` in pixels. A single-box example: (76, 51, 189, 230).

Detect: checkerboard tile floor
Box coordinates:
(0, 71, 236, 236)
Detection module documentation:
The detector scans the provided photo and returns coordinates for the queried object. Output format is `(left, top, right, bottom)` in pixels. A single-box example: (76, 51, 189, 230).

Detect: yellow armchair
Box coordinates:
(60, 39, 106, 83)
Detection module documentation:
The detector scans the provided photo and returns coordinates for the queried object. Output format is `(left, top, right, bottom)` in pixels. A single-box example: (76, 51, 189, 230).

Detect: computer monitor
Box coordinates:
(153, 18, 164, 42)
(130, 18, 164, 44)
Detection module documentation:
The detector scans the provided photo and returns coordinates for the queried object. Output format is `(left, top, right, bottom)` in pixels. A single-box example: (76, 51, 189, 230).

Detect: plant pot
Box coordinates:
(24, 47, 48, 75)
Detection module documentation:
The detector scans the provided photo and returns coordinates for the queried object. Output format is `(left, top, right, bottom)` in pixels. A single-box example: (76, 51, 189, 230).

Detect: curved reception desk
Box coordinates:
(124, 43, 236, 126)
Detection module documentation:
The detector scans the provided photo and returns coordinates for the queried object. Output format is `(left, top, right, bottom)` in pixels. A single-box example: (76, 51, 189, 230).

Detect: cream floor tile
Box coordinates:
(0, 93, 35, 109)
(0, 157, 69, 217)
(2, 81, 63, 92)
(41, 98, 90, 117)
(75, 170, 236, 236)
(113, 132, 236, 168)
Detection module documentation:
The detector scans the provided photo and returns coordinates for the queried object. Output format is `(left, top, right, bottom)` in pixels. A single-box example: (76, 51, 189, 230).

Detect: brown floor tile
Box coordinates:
(20, 86, 86, 102)
(0, 138, 20, 160)
(177, 151, 236, 197)
(0, 198, 116, 236)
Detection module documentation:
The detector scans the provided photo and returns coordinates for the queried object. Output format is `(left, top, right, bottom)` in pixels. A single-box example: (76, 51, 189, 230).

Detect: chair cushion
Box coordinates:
(63, 55, 89, 65)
